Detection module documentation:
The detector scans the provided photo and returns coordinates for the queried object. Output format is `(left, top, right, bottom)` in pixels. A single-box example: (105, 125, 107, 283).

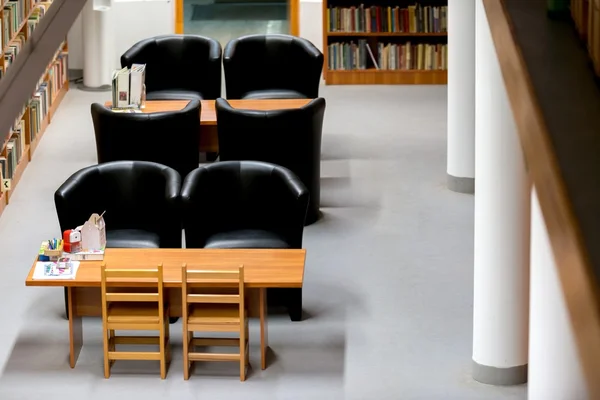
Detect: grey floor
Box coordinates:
(183, 0, 288, 45)
(0, 85, 527, 399)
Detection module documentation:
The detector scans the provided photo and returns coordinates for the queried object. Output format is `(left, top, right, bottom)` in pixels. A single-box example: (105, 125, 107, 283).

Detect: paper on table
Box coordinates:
(32, 261, 80, 280)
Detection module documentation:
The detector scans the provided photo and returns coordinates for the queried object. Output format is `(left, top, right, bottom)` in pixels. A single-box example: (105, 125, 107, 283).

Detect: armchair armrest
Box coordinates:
(271, 166, 310, 248)
(202, 38, 223, 99)
(159, 166, 183, 248)
(54, 168, 101, 233)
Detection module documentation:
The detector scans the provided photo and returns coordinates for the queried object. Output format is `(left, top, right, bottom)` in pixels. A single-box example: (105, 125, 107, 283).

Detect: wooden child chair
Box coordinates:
(181, 263, 249, 381)
(100, 263, 171, 379)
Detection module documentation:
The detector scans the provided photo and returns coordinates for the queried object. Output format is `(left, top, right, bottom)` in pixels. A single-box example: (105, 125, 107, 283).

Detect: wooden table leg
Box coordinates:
(67, 287, 83, 368)
(259, 288, 269, 370)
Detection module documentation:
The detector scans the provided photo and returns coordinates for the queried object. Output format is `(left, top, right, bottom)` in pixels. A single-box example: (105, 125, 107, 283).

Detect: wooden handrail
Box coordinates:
(482, 0, 600, 396)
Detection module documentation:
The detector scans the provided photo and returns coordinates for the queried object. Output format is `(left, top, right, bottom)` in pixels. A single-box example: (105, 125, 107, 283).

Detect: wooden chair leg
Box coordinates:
(103, 329, 110, 378)
(245, 324, 250, 367)
(108, 330, 116, 367)
(183, 330, 191, 380)
(165, 320, 172, 364)
(240, 327, 246, 381)
(159, 323, 167, 379)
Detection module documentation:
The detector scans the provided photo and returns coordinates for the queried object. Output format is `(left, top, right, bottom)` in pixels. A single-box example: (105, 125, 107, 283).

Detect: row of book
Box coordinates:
(328, 40, 447, 71)
(0, 1, 50, 78)
(27, 2, 49, 35)
(0, 109, 26, 183)
(2, 0, 33, 49)
(30, 48, 67, 144)
(327, 4, 447, 34)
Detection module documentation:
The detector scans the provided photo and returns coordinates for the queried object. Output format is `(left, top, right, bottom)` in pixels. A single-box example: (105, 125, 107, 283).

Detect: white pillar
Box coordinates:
(472, 0, 530, 385)
(81, 0, 114, 90)
(529, 188, 588, 399)
(446, 0, 475, 193)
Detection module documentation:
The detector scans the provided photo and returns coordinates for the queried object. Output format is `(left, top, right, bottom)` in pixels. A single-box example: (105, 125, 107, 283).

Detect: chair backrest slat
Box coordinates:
(104, 268, 160, 279)
(186, 293, 240, 304)
(106, 292, 159, 302)
(185, 270, 240, 282)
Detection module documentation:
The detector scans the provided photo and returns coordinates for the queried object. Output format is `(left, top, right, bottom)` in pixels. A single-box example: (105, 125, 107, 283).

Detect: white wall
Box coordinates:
(68, 0, 323, 70)
(67, 11, 84, 70)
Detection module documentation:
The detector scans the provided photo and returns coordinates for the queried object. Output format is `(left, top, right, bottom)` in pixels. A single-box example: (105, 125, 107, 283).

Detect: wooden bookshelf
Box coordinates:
(29, 79, 68, 160)
(0, 1, 69, 211)
(323, 1, 448, 84)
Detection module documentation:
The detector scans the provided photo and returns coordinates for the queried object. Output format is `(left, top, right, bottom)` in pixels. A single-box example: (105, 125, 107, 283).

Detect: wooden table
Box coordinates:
(26, 248, 306, 370)
(104, 99, 312, 153)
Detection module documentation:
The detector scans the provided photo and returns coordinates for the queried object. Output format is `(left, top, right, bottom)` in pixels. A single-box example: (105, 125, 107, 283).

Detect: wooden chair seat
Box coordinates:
(188, 305, 245, 325)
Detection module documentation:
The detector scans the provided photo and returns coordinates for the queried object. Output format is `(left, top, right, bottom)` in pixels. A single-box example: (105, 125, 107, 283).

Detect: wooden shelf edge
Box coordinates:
(0, 192, 7, 219)
(6, 144, 30, 203)
(325, 69, 447, 85)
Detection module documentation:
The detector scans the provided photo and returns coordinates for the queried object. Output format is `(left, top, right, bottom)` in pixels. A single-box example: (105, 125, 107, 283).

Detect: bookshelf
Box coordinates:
(0, 0, 69, 212)
(323, 0, 448, 84)
(571, 0, 600, 76)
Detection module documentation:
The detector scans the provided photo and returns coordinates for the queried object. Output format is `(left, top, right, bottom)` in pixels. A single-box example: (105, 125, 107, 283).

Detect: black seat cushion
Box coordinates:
(146, 90, 204, 101)
(204, 229, 291, 249)
(106, 229, 161, 248)
(241, 90, 306, 100)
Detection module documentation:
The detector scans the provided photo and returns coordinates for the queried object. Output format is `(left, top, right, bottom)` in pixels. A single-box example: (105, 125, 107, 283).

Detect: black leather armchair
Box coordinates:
(91, 100, 201, 179)
(223, 34, 323, 100)
(181, 161, 309, 321)
(55, 161, 182, 249)
(216, 97, 325, 224)
(55, 161, 182, 318)
(121, 34, 222, 100)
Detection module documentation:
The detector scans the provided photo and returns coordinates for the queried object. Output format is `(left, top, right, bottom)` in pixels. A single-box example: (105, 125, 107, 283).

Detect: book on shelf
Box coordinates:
(327, 4, 447, 33)
(328, 40, 447, 71)
(3, 0, 31, 44)
(4, 31, 25, 70)
(0, 109, 27, 184)
(28, 46, 67, 143)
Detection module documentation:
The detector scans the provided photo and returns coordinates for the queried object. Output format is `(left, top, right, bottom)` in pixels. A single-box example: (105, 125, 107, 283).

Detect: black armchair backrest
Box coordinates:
(54, 161, 182, 247)
(120, 34, 222, 99)
(91, 100, 201, 178)
(216, 97, 325, 220)
(223, 34, 324, 99)
(180, 161, 309, 248)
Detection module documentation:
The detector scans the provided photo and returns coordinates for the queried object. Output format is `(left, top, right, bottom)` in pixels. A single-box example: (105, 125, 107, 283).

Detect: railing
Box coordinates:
(482, 0, 600, 396)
